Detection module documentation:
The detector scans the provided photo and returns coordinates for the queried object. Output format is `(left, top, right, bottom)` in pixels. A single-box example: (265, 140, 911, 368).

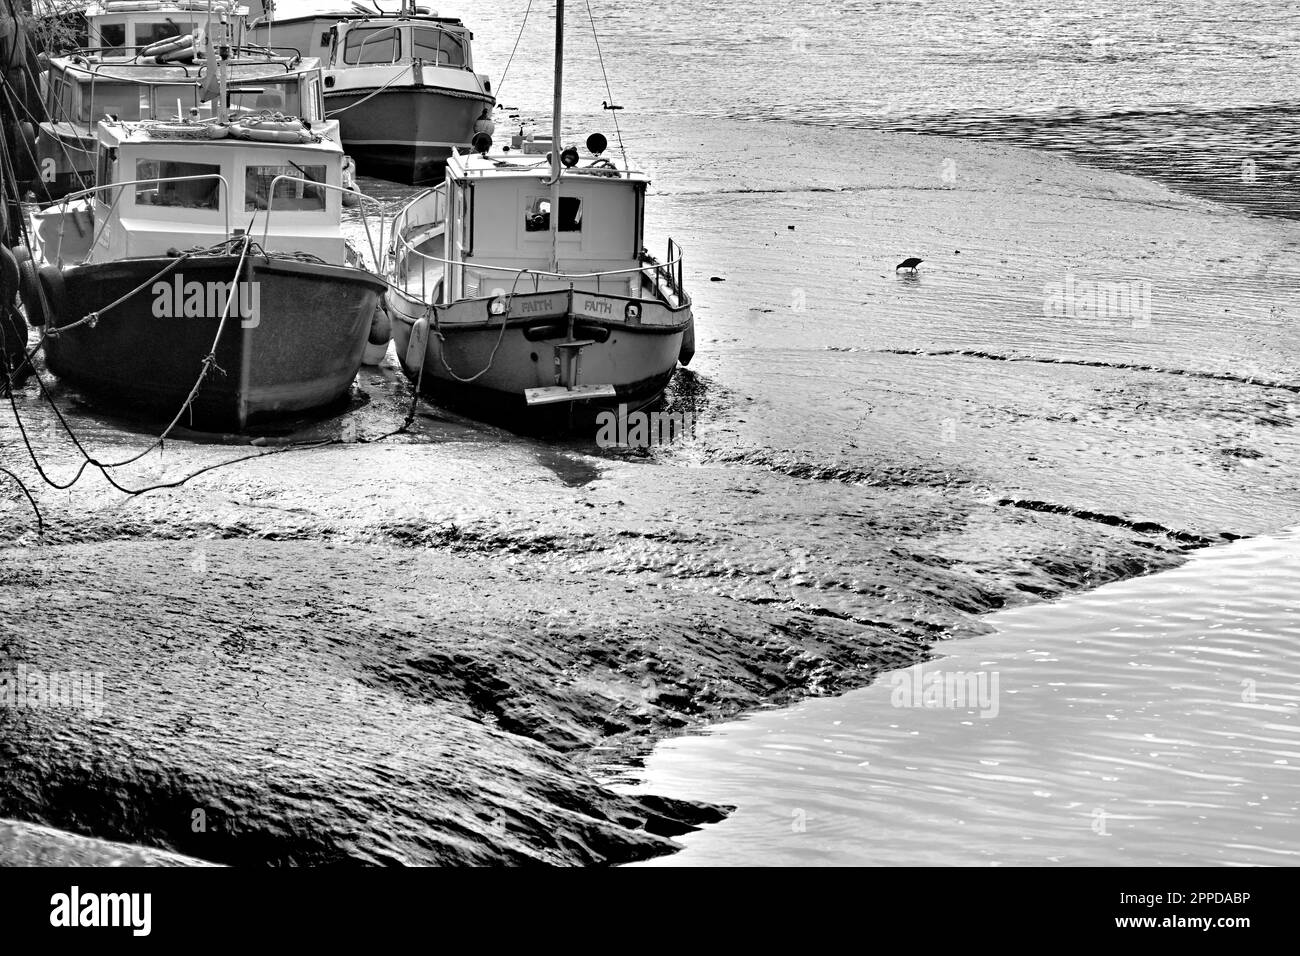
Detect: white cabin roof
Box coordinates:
(99, 118, 342, 155)
(448, 146, 648, 185)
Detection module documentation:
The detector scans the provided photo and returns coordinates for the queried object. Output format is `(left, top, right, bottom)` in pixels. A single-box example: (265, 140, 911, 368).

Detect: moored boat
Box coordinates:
(384, 1, 693, 427)
(26, 24, 387, 431)
(250, 2, 493, 185)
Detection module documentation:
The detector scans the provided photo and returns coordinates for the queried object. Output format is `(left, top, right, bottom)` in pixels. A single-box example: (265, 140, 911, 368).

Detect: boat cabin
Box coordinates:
(249, 12, 477, 75)
(43, 54, 322, 126)
(84, 1, 249, 54)
(439, 149, 647, 301)
(40, 118, 348, 266)
(37, 55, 327, 197)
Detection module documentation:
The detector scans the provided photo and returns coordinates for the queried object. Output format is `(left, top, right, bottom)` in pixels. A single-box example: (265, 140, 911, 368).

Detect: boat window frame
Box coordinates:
(522, 194, 583, 235)
(409, 26, 467, 68)
(96, 20, 128, 51)
(135, 20, 198, 48)
(341, 25, 404, 65)
(133, 156, 224, 212)
(243, 162, 330, 213)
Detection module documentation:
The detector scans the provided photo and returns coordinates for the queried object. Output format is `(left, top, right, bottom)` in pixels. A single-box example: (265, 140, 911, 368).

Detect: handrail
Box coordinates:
(43, 173, 233, 265)
(396, 229, 682, 282)
(453, 162, 651, 179)
(59, 53, 303, 82)
(392, 225, 685, 302)
(261, 174, 385, 266)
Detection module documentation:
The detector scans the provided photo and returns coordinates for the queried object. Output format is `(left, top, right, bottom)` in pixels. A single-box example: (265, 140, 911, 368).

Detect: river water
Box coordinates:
(621, 528, 1300, 866)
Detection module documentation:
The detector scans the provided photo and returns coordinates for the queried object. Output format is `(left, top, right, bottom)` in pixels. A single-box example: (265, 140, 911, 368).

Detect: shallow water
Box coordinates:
(446, 0, 1300, 218)
(621, 528, 1300, 866)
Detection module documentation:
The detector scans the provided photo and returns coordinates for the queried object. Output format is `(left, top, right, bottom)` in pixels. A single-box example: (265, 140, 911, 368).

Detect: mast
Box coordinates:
(216, 11, 229, 124)
(549, 0, 563, 273)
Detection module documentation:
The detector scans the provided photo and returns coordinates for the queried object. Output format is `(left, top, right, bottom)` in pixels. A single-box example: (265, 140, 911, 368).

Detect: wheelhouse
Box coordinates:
(40, 121, 349, 265)
(43, 55, 323, 126)
(84, 1, 249, 55)
(439, 151, 647, 301)
(330, 16, 476, 70)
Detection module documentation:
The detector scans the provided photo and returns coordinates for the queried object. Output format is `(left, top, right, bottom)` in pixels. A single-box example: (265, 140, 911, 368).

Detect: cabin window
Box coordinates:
(98, 23, 126, 51)
(524, 196, 582, 233)
(343, 27, 401, 64)
(83, 83, 146, 123)
(96, 147, 116, 188)
(138, 22, 196, 47)
(135, 159, 221, 210)
(411, 28, 465, 67)
(244, 164, 328, 211)
(228, 81, 302, 118)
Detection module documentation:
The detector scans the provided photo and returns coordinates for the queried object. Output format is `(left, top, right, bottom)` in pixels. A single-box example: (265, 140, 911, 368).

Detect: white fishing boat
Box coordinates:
(23, 14, 387, 430)
(249, 1, 493, 184)
(383, 0, 693, 426)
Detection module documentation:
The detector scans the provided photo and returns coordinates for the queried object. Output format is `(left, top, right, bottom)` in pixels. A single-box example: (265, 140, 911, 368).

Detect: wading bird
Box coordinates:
(896, 257, 923, 272)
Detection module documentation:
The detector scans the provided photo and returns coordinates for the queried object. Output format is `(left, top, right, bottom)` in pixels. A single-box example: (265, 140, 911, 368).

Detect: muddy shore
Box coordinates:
(3, 120, 1298, 865)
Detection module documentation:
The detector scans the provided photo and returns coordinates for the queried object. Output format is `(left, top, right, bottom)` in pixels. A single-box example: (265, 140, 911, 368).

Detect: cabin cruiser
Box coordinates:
(26, 53, 387, 430)
(249, 2, 493, 184)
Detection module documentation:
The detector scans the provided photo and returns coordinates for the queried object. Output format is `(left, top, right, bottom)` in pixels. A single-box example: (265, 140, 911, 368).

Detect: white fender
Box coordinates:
(405, 317, 429, 372)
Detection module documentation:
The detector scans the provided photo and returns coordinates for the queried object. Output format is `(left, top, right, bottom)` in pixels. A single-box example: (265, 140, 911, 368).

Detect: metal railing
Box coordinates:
(664, 238, 685, 299)
(261, 174, 386, 266)
(391, 225, 686, 303)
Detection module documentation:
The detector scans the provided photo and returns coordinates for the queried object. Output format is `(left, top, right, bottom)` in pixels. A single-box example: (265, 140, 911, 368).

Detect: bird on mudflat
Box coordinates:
(896, 257, 923, 273)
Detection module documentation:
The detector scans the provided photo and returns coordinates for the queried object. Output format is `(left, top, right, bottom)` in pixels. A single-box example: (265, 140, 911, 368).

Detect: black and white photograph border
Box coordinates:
(0, 0, 1293, 923)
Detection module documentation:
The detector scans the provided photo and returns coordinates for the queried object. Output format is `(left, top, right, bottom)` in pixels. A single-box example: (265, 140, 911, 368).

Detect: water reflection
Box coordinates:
(621, 529, 1300, 865)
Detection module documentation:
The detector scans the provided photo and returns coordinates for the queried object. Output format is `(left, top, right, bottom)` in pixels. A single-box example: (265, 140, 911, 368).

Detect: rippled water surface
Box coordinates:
(622, 529, 1300, 866)
(429, 0, 1300, 217)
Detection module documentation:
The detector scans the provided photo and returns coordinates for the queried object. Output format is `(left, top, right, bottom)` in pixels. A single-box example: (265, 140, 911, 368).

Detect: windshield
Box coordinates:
(342, 27, 401, 65)
(227, 80, 304, 118)
(79, 82, 149, 123)
(411, 27, 466, 67)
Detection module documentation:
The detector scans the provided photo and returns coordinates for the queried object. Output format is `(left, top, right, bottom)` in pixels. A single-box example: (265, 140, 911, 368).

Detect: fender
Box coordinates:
(0, 245, 18, 304)
(37, 265, 68, 327)
(16, 259, 46, 327)
(678, 314, 695, 366)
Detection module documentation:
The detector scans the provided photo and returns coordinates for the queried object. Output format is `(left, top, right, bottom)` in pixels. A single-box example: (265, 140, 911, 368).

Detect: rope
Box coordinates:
(0, 466, 43, 535)
(583, 0, 629, 168)
(43, 242, 225, 339)
(430, 268, 528, 383)
(323, 66, 414, 117)
(492, 0, 533, 106)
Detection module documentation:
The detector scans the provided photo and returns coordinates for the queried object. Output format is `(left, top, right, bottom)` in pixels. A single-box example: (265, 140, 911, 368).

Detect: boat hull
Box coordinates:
(325, 86, 492, 185)
(44, 255, 387, 430)
(388, 286, 691, 428)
